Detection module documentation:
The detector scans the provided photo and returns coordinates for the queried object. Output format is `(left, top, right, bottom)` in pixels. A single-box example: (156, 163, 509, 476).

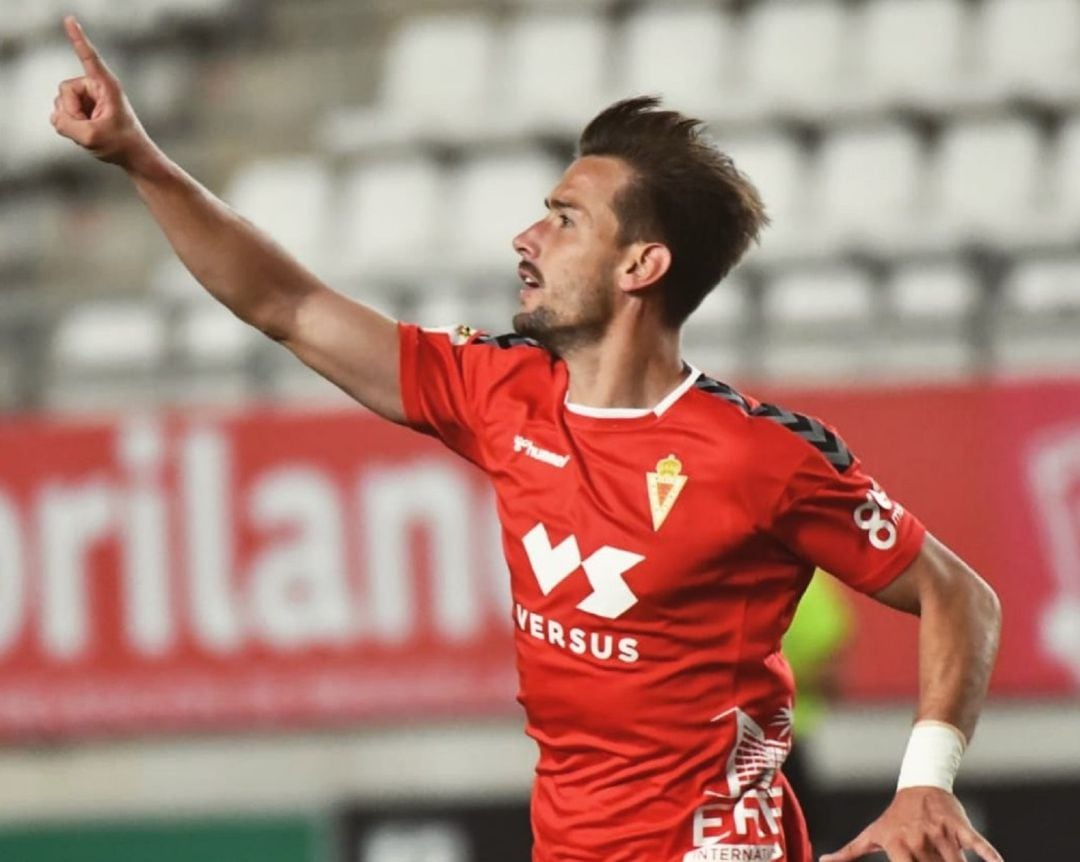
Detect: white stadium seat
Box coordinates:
(975, 0, 1080, 101)
(498, 11, 610, 134)
(379, 13, 496, 132)
(9, 46, 84, 170)
(719, 131, 808, 257)
(335, 155, 445, 283)
(855, 0, 970, 107)
(741, 0, 849, 114)
(47, 301, 171, 412)
(932, 117, 1046, 245)
(1003, 258, 1080, 317)
(321, 13, 498, 150)
(618, 4, 734, 115)
(0, 0, 58, 40)
(814, 122, 925, 250)
(224, 157, 333, 271)
(53, 302, 166, 370)
(1050, 114, 1080, 232)
(689, 274, 751, 333)
(995, 256, 1080, 372)
(762, 267, 875, 328)
(885, 262, 980, 321)
(178, 301, 257, 365)
(447, 150, 563, 275)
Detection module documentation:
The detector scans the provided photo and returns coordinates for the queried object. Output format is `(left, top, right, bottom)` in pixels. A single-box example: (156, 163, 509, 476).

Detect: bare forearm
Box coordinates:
(127, 146, 316, 338)
(913, 546, 1001, 740)
(874, 535, 1002, 741)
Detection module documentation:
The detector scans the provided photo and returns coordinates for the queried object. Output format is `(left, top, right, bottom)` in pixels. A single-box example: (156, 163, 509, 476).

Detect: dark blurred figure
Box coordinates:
(783, 570, 853, 855)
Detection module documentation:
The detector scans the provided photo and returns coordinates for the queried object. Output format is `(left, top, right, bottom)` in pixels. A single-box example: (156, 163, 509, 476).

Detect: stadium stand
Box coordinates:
(1, 0, 1078, 413)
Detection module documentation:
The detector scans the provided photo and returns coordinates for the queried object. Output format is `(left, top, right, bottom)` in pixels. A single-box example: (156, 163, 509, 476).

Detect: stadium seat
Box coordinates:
(1049, 114, 1080, 236)
(1002, 257, 1080, 317)
(813, 122, 926, 251)
(688, 274, 751, 333)
(975, 0, 1080, 102)
(718, 131, 808, 258)
(381, 13, 496, 138)
(854, 0, 970, 108)
(0, 0, 56, 40)
(740, 0, 849, 116)
(9, 45, 84, 171)
(223, 157, 334, 273)
(995, 256, 1080, 372)
(932, 117, 1046, 246)
(412, 289, 473, 332)
(682, 274, 752, 376)
(885, 262, 981, 322)
(323, 12, 498, 150)
(335, 155, 445, 284)
(52, 301, 166, 370)
(177, 300, 257, 365)
(757, 338, 873, 383)
(0, 62, 10, 164)
(447, 150, 563, 276)
(0, 192, 65, 272)
(497, 10, 610, 135)
(761, 266, 875, 328)
(617, 4, 734, 116)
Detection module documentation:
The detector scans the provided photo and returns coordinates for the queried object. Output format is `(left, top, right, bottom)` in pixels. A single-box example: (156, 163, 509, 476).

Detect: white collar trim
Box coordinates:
(565, 365, 702, 419)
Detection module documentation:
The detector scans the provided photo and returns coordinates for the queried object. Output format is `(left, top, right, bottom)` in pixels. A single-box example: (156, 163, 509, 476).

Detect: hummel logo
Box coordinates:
(513, 435, 570, 468)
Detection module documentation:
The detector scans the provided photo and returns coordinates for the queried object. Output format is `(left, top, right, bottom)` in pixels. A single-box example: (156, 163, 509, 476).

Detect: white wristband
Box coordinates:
(896, 720, 967, 793)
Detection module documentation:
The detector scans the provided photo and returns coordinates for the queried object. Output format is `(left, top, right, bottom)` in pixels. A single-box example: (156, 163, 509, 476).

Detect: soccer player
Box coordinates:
(52, 16, 1003, 862)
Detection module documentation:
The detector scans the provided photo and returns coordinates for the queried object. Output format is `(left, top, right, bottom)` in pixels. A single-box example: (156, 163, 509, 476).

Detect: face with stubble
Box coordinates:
(511, 156, 634, 355)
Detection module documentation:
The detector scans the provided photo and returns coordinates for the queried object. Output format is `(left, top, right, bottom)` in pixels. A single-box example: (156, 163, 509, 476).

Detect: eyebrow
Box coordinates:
(545, 197, 584, 213)
(544, 197, 590, 222)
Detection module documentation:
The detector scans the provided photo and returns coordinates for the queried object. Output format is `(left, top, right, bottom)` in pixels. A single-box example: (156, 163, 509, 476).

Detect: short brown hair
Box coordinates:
(578, 96, 769, 326)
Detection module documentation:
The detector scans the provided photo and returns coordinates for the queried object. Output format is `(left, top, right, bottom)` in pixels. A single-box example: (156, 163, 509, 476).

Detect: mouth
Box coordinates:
(517, 263, 543, 291)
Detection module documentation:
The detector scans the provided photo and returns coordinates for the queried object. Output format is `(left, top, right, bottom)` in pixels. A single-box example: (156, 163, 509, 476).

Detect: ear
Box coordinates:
(617, 242, 672, 295)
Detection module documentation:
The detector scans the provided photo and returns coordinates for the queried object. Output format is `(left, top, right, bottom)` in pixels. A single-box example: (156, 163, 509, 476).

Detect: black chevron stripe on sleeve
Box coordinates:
(694, 375, 752, 412)
(751, 403, 855, 473)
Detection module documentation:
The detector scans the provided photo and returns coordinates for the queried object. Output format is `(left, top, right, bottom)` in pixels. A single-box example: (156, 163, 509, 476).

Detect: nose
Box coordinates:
(513, 221, 540, 260)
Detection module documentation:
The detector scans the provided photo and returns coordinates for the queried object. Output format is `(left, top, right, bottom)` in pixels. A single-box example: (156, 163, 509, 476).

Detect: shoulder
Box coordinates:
(690, 372, 856, 475)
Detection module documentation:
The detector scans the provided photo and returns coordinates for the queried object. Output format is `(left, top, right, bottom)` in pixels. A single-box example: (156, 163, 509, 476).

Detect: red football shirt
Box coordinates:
(399, 324, 926, 862)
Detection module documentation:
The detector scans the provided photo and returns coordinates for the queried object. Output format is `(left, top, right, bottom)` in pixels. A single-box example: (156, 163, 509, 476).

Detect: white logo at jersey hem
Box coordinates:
(683, 845, 781, 862)
(513, 435, 570, 468)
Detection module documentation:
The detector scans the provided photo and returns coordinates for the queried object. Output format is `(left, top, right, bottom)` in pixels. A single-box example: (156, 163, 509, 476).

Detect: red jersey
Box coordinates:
(399, 324, 926, 862)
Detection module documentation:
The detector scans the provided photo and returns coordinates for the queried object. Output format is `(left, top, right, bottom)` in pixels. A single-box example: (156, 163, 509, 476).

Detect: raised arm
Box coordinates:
(51, 16, 405, 422)
(823, 532, 1003, 862)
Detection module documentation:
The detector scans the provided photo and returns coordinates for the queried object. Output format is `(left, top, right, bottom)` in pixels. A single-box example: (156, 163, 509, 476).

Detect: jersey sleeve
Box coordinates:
(398, 322, 494, 468)
(768, 447, 926, 596)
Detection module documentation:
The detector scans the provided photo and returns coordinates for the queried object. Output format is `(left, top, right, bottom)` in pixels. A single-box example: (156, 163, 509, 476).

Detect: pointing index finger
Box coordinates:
(63, 15, 111, 79)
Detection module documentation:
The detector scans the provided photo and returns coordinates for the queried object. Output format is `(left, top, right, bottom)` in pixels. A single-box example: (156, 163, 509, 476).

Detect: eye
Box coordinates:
(558, 213, 574, 228)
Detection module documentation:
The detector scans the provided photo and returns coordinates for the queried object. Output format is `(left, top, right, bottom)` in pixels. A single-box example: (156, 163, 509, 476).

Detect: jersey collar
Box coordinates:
(564, 365, 702, 420)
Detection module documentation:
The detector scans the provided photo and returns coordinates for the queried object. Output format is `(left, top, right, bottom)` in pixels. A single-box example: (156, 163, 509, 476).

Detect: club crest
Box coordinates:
(646, 453, 688, 531)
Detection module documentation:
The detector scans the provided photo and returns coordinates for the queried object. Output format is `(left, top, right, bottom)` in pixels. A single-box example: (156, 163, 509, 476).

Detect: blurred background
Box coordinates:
(1, 0, 1079, 859)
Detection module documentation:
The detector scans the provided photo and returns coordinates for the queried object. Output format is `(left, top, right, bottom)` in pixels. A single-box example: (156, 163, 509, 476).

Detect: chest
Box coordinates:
(484, 413, 765, 620)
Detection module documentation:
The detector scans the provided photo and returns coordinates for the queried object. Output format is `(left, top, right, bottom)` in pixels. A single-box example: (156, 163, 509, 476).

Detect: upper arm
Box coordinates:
(873, 532, 999, 619)
(276, 284, 405, 423)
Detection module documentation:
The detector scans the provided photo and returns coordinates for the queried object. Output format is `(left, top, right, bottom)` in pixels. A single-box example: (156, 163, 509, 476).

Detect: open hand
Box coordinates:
(51, 16, 155, 169)
(821, 787, 1003, 862)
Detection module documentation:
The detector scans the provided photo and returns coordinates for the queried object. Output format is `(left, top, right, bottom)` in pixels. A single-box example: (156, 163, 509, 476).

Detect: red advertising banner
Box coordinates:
(0, 377, 1078, 739)
(0, 410, 517, 739)
(766, 378, 1080, 701)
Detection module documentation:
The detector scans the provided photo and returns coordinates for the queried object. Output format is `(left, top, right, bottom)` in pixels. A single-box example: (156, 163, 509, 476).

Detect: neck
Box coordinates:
(562, 313, 685, 410)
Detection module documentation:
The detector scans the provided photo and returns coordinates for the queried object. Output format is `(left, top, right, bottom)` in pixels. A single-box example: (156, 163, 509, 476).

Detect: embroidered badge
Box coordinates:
(646, 453, 688, 531)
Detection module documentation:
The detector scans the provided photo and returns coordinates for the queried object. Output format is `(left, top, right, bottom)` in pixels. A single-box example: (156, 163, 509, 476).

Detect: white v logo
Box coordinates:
(522, 523, 644, 619)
